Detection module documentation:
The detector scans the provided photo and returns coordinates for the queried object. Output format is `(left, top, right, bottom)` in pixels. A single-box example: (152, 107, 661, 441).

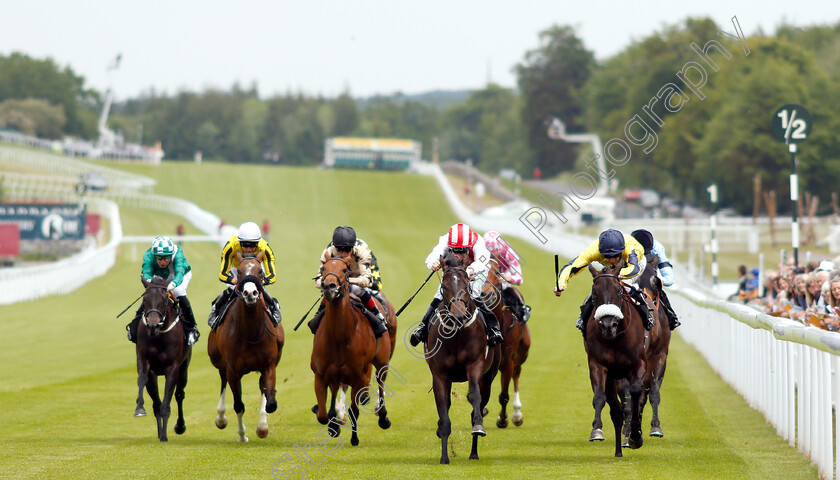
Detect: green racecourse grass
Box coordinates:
(0, 160, 820, 479)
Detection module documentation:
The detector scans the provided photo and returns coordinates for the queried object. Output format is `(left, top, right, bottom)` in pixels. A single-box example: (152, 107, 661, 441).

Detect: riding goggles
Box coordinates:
(155, 255, 172, 261)
(451, 247, 469, 254)
(240, 241, 258, 248)
(335, 246, 353, 253)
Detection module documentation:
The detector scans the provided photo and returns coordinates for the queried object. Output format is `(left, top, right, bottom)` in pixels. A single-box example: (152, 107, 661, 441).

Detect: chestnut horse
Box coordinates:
(584, 263, 646, 457)
(425, 250, 500, 464)
(208, 252, 285, 442)
(135, 274, 192, 442)
(482, 256, 530, 429)
(311, 257, 396, 446)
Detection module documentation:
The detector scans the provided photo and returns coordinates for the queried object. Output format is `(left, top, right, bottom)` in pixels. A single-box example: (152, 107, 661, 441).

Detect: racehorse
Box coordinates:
(584, 262, 646, 457)
(208, 252, 285, 442)
(482, 256, 530, 429)
(310, 257, 396, 446)
(622, 254, 671, 442)
(425, 250, 500, 464)
(135, 274, 193, 442)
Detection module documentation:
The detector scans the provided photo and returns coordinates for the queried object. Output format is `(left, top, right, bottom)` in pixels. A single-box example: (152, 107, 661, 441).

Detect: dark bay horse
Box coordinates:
(482, 256, 530, 429)
(584, 263, 646, 457)
(311, 257, 396, 446)
(208, 252, 285, 442)
(426, 250, 500, 464)
(622, 254, 671, 442)
(135, 274, 192, 442)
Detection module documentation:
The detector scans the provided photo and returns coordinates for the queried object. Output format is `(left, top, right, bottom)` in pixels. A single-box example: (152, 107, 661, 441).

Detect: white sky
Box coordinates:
(2, 1, 838, 100)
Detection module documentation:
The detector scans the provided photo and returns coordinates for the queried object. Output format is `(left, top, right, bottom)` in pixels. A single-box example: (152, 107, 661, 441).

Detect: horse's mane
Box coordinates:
(149, 275, 167, 286)
(241, 253, 258, 260)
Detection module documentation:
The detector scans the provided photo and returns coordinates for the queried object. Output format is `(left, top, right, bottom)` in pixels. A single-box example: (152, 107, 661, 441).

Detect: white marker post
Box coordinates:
(707, 184, 719, 286)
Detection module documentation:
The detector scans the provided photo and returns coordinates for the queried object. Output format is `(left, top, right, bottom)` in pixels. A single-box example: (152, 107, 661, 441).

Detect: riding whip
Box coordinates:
(116, 292, 144, 318)
(554, 255, 559, 290)
(293, 294, 324, 331)
(396, 269, 436, 317)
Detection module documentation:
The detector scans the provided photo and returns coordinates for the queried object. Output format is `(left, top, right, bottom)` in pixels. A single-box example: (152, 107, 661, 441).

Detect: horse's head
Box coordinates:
(441, 250, 473, 323)
(320, 257, 349, 301)
(235, 252, 265, 307)
(140, 274, 174, 337)
(588, 262, 627, 340)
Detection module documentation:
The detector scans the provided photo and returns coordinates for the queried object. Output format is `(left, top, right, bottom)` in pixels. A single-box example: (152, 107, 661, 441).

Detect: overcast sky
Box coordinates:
(2, 1, 839, 100)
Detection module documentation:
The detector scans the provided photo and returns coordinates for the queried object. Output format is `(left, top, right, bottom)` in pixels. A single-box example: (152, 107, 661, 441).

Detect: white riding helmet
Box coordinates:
(237, 222, 262, 242)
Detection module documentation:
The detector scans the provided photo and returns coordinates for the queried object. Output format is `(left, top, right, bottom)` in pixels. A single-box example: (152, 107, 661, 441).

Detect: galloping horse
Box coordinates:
(426, 250, 500, 464)
(482, 256, 530, 429)
(585, 262, 646, 457)
(208, 252, 285, 442)
(622, 254, 671, 442)
(311, 257, 396, 446)
(135, 274, 193, 442)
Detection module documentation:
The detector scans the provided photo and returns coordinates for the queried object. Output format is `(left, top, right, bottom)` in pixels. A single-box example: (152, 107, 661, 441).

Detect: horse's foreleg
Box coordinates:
(256, 393, 269, 439)
(336, 385, 347, 422)
(313, 375, 329, 427)
(650, 354, 668, 436)
(589, 363, 607, 442)
(135, 358, 150, 417)
(627, 366, 645, 450)
(215, 370, 228, 429)
(467, 361, 487, 461)
(432, 375, 452, 465)
(157, 366, 180, 442)
(174, 355, 190, 435)
(260, 366, 278, 414)
(512, 335, 528, 427)
(496, 358, 513, 428)
(347, 387, 361, 447)
(228, 374, 248, 442)
(375, 366, 392, 430)
(327, 382, 341, 438)
(606, 378, 624, 457)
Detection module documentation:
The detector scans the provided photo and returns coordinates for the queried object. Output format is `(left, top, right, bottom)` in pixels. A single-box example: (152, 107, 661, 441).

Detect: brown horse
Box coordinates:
(621, 254, 671, 443)
(482, 256, 531, 429)
(311, 257, 396, 446)
(208, 252, 285, 442)
(425, 250, 500, 464)
(584, 263, 646, 457)
(135, 274, 192, 442)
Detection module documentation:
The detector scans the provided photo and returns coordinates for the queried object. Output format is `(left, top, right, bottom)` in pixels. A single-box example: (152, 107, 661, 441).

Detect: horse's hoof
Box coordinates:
(215, 417, 228, 429)
(472, 425, 486, 437)
(257, 426, 269, 438)
(469, 453, 479, 460)
(482, 407, 489, 417)
(134, 407, 146, 417)
(350, 436, 359, 446)
(628, 435, 643, 449)
(440, 458, 450, 465)
(496, 416, 508, 428)
(589, 428, 605, 441)
(266, 400, 277, 414)
(239, 436, 249, 443)
(649, 427, 664, 437)
(311, 404, 318, 414)
(512, 413, 524, 427)
(328, 424, 341, 438)
(378, 416, 391, 430)
(358, 393, 370, 406)
(622, 437, 630, 448)
(174, 422, 186, 435)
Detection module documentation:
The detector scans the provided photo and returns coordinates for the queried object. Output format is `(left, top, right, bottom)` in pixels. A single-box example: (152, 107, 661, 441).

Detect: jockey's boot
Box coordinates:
(409, 297, 442, 347)
(659, 289, 681, 330)
(362, 305, 388, 338)
(126, 305, 144, 343)
(576, 294, 594, 337)
(476, 298, 504, 346)
(630, 287, 655, 331)
(207, 288, 233, 328)
(178, 296, 200, 346)
(263, 291, 282, 326)
(307, 301, 326, 334)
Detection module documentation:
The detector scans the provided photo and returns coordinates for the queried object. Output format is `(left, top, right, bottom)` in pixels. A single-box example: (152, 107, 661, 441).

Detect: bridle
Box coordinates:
(322, 257, 350, 298)
(439, 264, 477, 331)
(142, 284, 179, 333)
(592, 273, 630, 336)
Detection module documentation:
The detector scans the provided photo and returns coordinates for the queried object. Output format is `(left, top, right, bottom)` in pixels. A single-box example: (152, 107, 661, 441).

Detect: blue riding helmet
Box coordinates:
(598, 229, 625, 257)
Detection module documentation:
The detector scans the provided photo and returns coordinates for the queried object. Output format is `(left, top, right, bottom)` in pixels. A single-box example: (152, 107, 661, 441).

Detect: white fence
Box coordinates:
(673, 281, 840, 479)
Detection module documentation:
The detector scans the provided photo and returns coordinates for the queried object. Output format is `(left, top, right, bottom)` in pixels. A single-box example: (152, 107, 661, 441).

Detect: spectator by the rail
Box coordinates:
(822, 277, 840, 332)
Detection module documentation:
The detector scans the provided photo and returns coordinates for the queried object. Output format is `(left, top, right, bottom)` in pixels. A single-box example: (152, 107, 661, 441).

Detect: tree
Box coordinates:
(516, 25, 595, 177)
(333, 91, 359, 135)
(0, 98, 66, 138)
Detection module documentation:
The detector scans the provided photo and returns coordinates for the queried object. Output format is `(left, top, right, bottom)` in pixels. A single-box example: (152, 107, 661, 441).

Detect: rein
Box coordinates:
(322, 258, 350, 298)
(142, 286, 180, 333)
(592, 273, 634, 337)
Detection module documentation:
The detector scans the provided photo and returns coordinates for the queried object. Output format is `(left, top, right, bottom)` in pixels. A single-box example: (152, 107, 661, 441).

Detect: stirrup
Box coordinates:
(409, 325, 426, 347)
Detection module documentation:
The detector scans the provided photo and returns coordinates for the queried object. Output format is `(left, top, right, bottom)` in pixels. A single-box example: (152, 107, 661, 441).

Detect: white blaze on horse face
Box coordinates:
(242, 282, 259, 306)
(594, 304, 623, 321)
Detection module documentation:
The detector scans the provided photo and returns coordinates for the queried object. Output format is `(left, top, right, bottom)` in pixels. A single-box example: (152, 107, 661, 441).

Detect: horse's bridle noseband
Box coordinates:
(322, 257, 350, 298)
(592, 273, 631, 335)
(143, 285, 179, 333)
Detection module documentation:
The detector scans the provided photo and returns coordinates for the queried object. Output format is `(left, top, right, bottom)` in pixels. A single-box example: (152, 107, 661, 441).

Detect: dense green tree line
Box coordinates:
(3, 18, 840, 213)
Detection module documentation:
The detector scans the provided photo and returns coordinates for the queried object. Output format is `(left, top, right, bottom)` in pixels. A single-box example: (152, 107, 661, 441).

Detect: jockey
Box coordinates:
(483, 231, 530, 323)
(554, 228, 654, 334)
(207, 222, 281, 328)
(127, 236, 200, 346)
(409, 223, 504, 347)
(631, 229, 681, 330)
(307, 226, 388, 337)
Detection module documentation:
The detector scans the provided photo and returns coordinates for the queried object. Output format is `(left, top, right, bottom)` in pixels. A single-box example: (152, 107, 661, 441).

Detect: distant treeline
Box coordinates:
(3, 17, 840, 213)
